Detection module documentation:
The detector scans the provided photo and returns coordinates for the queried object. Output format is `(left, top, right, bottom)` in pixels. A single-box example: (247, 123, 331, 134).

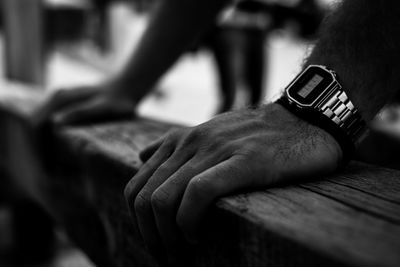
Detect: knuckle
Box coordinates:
(201, 138, 226, 153)
(236, 141, 263, 158)
(151, 163, 173, 179)
(155, 163, 170, 174)
(156, 131, 179, 150)
(227, 142, 243, 155)
(167, 128, 184, 140)
(186, 128, 203, 142)
(161, 137, 179, 152)
(178, 128, 206, 149)
(150, 188, 171, 211)
(212, 135, 225, 146)
(134, 192, 151, 215)
(188, 177, 216, 199)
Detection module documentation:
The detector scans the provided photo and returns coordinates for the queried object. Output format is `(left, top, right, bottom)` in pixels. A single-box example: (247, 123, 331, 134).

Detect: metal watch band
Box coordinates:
(316, 85, 367, 144)
(278, 64, 369, 163)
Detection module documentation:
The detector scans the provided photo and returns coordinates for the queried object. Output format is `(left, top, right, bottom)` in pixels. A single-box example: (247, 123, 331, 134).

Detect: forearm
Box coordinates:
(116, 0, 229, 100)
(306, 0, 400, 121)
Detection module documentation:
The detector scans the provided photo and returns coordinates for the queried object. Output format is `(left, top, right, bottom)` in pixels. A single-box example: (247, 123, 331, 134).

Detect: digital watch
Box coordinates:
(277, 65, 367, 163)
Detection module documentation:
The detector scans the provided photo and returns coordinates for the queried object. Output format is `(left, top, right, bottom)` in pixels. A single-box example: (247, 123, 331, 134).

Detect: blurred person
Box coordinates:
(195, 3, 270, 113)
(38, 0, 325, 121)
(36, 0, 400, 265)
(200, 0, 324, 112)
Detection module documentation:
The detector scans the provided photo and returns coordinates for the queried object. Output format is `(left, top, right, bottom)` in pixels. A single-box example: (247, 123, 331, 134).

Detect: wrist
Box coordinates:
(271, 101, 344, 164)
(262, 102, 344, 165)
(276, 65, 368, 164)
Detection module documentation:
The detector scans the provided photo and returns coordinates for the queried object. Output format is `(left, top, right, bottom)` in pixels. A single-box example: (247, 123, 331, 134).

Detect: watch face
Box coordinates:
(286, 66, 335, 106)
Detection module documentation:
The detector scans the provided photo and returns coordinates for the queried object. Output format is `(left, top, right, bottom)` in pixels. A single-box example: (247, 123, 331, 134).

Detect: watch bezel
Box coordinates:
(286, 65, 337, 108)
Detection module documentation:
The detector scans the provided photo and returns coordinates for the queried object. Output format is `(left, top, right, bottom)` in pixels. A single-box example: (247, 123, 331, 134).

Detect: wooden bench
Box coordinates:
(0, 88, 399, 267)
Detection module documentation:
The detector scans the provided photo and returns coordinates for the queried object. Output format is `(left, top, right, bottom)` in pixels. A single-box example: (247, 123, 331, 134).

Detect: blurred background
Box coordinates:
(1, 0, 398, 266)
(0, 0, 335, 125)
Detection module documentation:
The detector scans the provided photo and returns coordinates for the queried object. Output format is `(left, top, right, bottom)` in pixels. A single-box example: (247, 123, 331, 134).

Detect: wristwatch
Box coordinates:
(276, 65, 368, 162)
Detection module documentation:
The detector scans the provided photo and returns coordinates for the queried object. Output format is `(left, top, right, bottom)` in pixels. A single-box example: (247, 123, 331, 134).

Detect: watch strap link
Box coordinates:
(317, 88, 367, 145)
(276, 64, 368, 164)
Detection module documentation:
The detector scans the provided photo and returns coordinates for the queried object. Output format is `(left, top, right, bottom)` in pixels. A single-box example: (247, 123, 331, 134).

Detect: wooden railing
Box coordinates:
(0, 87, 399, 267)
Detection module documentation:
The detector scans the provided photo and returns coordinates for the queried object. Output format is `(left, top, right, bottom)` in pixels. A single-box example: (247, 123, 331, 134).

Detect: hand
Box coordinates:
(124, 103, 342, 262)
(34, 82, 136, 126)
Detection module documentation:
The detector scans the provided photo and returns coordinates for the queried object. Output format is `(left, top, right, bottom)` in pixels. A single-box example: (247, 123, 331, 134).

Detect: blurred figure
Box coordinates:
(199, 0, 325, 112)
(200, 3, 270, 112)
(37, 0, 325, 124)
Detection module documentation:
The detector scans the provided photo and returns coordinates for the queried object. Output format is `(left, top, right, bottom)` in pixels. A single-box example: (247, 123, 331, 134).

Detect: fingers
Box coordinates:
(151, 155, 214, 253)
(129, 151, 249, 251)
(139, 139, 164, 162)
(121, 103, 342, 263)
(124, 126, 260, 261)
(125, 132, 246, 257)
(177, 156, 249, 242)
(124, 140, 175, 229)
(133, 150, 194, 257)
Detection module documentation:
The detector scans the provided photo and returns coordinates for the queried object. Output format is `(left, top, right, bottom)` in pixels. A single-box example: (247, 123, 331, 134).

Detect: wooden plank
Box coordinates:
(301, 176, 400, 225)
(52, 121, 400, 267)
(220, 187, 400, 267)
(298, 161, 400, 224)
(58, 119, 179, 171)
(0, 90, 399, 267)
(328, 162, 400, 203)
(302, 181, 400, 224)
(58, 122, 400, 223)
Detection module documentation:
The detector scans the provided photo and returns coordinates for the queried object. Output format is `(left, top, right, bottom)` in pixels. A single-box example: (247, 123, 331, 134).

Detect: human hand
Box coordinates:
(124, 103, 342, 263)
(35, 82, 136, 126)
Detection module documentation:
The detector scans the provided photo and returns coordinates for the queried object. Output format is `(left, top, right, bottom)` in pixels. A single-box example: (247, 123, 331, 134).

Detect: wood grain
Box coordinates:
(0, 90, 399, 267)
(221, 187, 400, 267)
(53, 120, 400, 267)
